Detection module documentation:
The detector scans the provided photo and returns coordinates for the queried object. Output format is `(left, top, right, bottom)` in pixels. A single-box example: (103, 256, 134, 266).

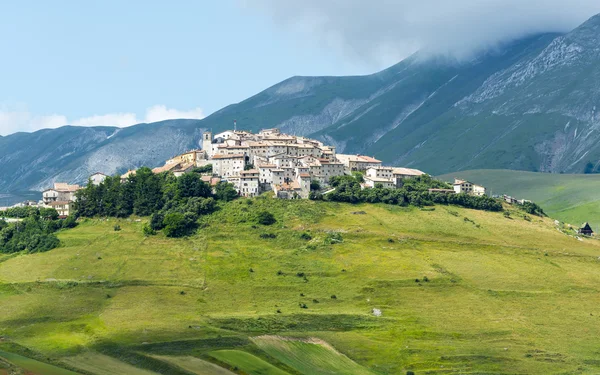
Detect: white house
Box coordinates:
(336, 154, 382, 172)
(89, 172, 108, 186)
(212, 154, 246, 178)
(42, 183, 80, 204)
(453, 179, 486, 196)
(239, 169, 260, 197)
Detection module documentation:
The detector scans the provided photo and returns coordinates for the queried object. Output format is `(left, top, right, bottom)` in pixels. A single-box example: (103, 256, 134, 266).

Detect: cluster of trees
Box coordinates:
(0, 207, 75, 254)
(314, 174, 503, 212)
(74, 167, 238, 237)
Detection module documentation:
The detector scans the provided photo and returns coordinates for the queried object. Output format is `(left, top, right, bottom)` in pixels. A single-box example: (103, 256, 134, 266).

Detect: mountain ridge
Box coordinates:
(3, 13, 600, 192)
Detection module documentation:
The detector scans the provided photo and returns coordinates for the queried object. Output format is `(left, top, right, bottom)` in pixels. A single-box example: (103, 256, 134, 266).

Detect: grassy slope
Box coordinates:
(438, 169, 600, 227)
(1, 198, 600, 374)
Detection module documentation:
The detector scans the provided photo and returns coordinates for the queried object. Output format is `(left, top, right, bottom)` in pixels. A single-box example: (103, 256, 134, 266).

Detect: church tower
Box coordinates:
(202, 131, 213, 157)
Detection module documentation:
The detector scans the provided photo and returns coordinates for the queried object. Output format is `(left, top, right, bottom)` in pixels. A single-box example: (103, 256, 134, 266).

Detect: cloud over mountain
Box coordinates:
(251, 0, 600, 65)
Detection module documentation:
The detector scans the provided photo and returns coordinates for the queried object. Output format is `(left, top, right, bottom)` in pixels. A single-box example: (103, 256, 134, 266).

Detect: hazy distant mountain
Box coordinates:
(2, 14, 600, 192)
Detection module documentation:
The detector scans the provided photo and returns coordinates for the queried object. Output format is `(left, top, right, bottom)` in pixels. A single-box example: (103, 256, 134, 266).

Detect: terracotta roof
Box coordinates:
(152, 163, 181, 174)
(211, 153, 245, 159)
(298, 173, 311, 178)
(392, 167, 425, 176)
(48, 201, 71, 206)
(241, 169, 259, 174)
(201, 176, 222, 186)
(336, 154, 382, 163)
(53, 183, 80, 192)
(121, 170, 136, 178)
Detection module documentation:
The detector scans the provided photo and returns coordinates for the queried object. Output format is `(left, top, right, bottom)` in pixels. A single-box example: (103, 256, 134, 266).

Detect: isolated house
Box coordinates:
(578, 222, 594, 236)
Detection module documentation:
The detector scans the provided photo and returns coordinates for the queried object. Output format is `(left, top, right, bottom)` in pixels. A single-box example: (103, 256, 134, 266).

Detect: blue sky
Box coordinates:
(1, 0, 599, 136)
(0, 1, 363, 135)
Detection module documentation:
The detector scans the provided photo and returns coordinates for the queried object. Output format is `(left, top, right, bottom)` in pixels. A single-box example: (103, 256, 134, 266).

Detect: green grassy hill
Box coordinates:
(438, 169, 600, 228)
(2, 198, 600, 374)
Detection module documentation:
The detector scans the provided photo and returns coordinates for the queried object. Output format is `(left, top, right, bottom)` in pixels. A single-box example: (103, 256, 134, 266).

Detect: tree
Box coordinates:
(192, 164, 213, 174)
(352, 171, 364, 183)
(310, 180, 321, 191)
(133, 167, 164, 216)
(176, 173, 211, 199)
(162, 212, 197, 237)
(256, 211, 276, 225)
(215, 182, 238, 202)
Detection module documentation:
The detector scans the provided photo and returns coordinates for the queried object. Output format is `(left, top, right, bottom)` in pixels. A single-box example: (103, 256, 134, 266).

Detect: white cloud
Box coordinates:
(72, 112, 138, 127)
(0, 105, 206, 136)
(250, 0, 600, 66)
(144, 105, 205, 124)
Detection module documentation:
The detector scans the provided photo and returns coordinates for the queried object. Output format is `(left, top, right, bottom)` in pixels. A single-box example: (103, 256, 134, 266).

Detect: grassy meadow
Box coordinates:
(1, 198, 600, 374)
(439, 169, 600, 228)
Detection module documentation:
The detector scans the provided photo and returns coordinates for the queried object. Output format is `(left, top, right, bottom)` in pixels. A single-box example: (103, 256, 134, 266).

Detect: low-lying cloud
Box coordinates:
(0, 105, 205, 136)
(250, 0, 600, 66)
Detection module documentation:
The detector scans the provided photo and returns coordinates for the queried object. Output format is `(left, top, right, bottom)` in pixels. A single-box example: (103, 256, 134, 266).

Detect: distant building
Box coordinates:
(336, 154, 382, 172)
(578, 222, 594, 236)
(89, 172, 108, 186)
(239, 169, 260, 197)
(453, 179, 486, 196)
(42, 183, 80, 204)
(47, 201, 72, 218)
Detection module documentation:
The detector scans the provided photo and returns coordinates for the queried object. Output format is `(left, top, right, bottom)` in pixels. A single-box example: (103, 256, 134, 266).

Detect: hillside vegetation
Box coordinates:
(439, 169, 600, 228)
(2, 198, 600, 374)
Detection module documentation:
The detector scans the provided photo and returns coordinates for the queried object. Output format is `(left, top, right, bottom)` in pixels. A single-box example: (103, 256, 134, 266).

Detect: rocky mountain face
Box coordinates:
(2, 14, 600, 192)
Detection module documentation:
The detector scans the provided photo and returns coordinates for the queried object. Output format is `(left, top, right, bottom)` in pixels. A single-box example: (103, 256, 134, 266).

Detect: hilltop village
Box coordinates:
(4, 128, 497, 217)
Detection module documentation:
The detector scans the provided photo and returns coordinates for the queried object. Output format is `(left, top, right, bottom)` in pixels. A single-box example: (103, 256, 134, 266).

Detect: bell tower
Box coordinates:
(202, 131, 213, 156)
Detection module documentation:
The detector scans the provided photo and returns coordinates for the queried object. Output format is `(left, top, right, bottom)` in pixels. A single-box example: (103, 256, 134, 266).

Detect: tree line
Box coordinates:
(74, 166, 238, 237)
(312, 174, 503, 212)
(0, 207, 76, 254)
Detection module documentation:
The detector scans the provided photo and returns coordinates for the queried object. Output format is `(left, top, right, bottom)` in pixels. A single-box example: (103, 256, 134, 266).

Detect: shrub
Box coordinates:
(62, 215, 78, 229)
(113, 224, 121, 231)
(142, 223, 156, 236)
(256, 211, 276, 225)
(503, 211, 511, 218)
(150, 212, 165, 231)
(299, 303, 308, 309)
(259, 233, 277, 239)
(300, 232, 312, 240)
(296, 272, 306, 277)
(324, 232, 343, 244)
(331, 295, 337, 299)
(162, 212, 197, 238)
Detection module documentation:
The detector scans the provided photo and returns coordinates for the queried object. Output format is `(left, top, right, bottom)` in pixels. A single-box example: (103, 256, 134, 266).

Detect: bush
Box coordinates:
(113, 224, 121, 231)
(256, 211, 276, 225)
(259, 233, 277, 239)
(162, 212, 197, 238)
(142, 223, 156, 236)
(324, 232, 343, 244)
(62, 215, 78, 229)
(150, 212, 165, 230)
(300, 232, 312, 240)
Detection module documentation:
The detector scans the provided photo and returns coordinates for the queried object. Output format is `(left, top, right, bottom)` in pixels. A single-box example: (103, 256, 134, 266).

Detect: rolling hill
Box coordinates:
(2, 198, 600, 374)
(439, 169, 600, 228)
(3, 13, 600, 193)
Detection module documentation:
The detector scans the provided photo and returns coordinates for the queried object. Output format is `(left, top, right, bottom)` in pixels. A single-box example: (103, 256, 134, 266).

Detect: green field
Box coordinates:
(1, 198, 600, 374)
(439, 169, 600, 227)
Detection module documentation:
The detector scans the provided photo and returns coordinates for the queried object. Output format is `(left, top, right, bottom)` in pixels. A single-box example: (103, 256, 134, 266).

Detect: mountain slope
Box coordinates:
(2, 200, 600, 374)
(3, 14, 600, 192)
(438, 169, 600, 227)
